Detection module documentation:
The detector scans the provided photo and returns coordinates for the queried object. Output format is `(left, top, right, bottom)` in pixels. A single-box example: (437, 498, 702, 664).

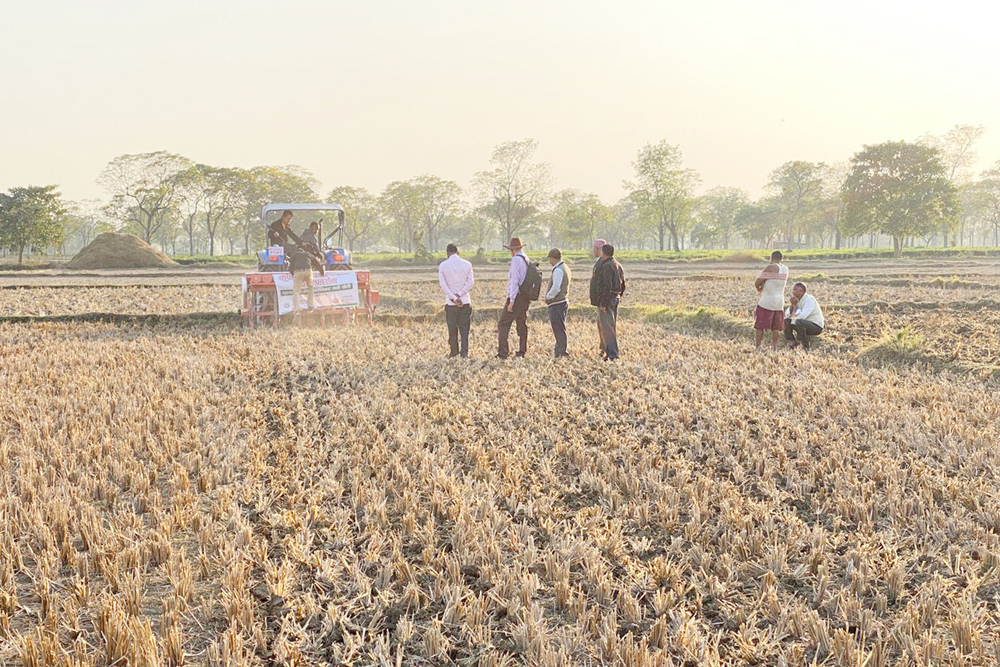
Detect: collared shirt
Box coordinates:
(506, 250, 528, 301)
(438, 253, 474, 305)
(788, 293, 824, 328)
(545, 261, 568, 305)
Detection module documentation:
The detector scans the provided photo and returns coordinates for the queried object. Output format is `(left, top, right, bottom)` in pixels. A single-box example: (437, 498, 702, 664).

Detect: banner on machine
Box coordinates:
(273, 271, 360, 315)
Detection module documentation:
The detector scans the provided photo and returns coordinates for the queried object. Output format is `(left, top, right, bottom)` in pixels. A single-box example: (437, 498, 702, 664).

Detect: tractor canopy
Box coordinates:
(261, 203, 346, 232)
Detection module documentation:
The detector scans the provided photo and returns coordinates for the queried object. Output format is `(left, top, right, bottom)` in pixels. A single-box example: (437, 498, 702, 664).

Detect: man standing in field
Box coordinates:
(590, 239, 625, 359)
(438, 243, 474, 358)
(545, 248, 571, 358)
(784, 282, 825, 350)
(590, 243, 622, 361)
(497, 237, 531, 359)
(754, 250, 788, 350)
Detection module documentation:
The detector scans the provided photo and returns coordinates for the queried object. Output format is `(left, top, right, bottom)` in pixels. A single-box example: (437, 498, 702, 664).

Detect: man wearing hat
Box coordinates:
(497, 237, 530, 358)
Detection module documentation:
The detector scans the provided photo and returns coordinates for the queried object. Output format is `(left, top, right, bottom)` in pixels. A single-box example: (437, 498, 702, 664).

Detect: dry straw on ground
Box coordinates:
(66, 233, 180, 270)
(2, 310, 1000, 665)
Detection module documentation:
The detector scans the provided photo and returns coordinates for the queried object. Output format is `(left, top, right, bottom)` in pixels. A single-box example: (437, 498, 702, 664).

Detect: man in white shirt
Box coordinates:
(545, 248, 571, 357)
(438, 243, 474, 358)
(784, 282, 825, 350)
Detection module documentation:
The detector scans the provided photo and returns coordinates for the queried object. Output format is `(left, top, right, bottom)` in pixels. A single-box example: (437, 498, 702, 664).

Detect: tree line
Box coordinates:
(3, 125, 1000, 262)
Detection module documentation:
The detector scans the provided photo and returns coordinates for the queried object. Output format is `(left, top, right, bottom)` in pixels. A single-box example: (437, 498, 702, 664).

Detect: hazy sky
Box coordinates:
(2, 0, 998, 204)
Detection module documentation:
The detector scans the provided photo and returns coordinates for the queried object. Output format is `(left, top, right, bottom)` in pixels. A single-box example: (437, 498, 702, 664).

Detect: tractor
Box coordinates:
(241, 203, 379, 327)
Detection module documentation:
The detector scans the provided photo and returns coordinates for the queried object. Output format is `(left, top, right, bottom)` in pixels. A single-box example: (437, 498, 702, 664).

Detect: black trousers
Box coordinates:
(497, 295, 529, 358)
(445, 304, 472, 357)
(784, 318, 823, 348)
(548, 302, 568, 357)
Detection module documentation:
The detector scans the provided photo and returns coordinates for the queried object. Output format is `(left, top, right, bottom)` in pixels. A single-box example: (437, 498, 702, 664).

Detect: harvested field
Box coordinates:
(1, 257, 999, 665)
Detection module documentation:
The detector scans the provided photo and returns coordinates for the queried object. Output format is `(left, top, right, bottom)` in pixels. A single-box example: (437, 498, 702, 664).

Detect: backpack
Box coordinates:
(518, 255, 543, 301)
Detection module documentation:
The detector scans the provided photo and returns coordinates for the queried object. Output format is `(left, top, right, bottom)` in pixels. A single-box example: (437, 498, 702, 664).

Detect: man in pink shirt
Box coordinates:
(497, 237, 530, 359)
(438, 243, 474, 358)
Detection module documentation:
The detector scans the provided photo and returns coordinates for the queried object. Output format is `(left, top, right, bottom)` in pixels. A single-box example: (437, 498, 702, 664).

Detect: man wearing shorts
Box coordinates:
(753, 250, 787, 350)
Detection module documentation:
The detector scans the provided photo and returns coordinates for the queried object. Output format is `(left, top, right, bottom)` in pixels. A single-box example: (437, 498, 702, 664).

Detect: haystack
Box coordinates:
(67, 233, 179, 269)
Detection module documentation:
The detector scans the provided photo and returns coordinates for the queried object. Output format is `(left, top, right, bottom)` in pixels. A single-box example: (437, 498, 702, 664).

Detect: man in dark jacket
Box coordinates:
(268, 210, 300, 251)
(589, 243, 623, 360)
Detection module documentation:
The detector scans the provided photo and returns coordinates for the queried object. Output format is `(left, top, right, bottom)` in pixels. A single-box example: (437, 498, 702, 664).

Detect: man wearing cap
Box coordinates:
(497, 237, 530, 359)
(545, 248, 571, 358)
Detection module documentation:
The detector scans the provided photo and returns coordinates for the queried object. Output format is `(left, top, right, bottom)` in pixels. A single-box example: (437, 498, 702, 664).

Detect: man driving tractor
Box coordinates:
(267, 211, 324, 274)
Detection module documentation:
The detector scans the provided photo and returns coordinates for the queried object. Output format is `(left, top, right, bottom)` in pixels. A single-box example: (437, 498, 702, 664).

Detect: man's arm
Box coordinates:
(795, 296, 815, 321)
(597, 264, 612, 309)
(438, 265, 456, 302)
(545, 266, 562, 303)
(458, 265, 474, 301)
(506, 257, 525, 301)
(754, 263, 777, 291)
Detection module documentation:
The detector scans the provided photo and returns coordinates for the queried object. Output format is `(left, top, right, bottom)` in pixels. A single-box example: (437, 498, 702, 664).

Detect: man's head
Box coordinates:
(309, 221, 319, 233)
(446, 243, 459, 256)
(771, 250, 783, 263)
(280, 210, 293, 226)
(601, 244, 615, 258)
(592, 238, 607, 259)
(548, 248, 561, 266)
(503, 237, 524, 256)
(792, 282, 806, 299)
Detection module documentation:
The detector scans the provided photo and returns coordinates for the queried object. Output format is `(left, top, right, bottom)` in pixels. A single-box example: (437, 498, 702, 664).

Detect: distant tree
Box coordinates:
(62, 199, 112, 254)
(698, 187, 749, 249)
(766, 161, 824, 250)
(735, 197, 781, 248)
(625, 141, 700, 251)
(194, 165, 242, 256)
(380, 181, 424, 253)
(977, 162, 1000, 246)
(98, 152, 191, 243)
(549, 190, 607, 249)
(841, 141, 958, 256)
(449, 210, 495, 251)
(410, 175, 464, 252)
(919, 125, 985, 244)
(605, 197, 647, 250)
(234, 166, 319, 254)
(0, 186, 66, 264)
(327, 186, 382, 252)
(473, 139, 553, 244)
(919, 124, 985, 184)
(171, 167, 206, 255)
